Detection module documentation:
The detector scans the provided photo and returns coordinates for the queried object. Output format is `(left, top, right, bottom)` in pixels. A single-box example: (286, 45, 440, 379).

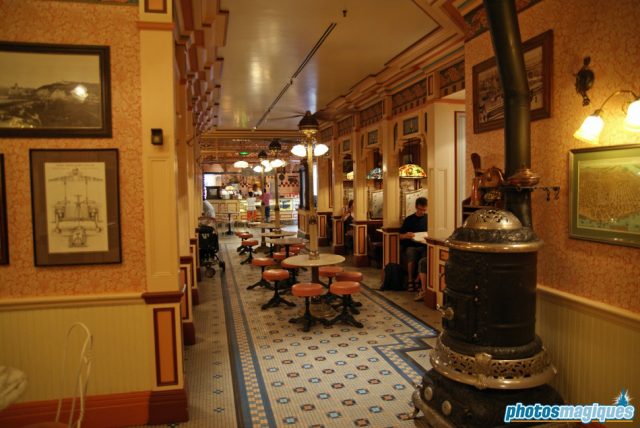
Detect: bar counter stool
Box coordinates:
(281, 260, 300, 286)
(328, 281, 363, 328)
(289, 283, 328, 332)
(248, 257, 277, 290)
(335, 271, 364, 312)
(262, 269, 295, 310)
(237, 232, 253, 254)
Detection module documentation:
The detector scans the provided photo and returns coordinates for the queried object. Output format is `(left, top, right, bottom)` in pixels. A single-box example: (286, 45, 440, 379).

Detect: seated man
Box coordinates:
(398, 197, 428, 290)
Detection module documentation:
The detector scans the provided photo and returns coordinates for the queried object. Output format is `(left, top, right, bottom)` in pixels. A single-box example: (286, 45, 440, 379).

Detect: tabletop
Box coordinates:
(250, 222, 276, 229)
(411, 231, 429, 245)
(262, 231, 297, 238)
(284, 253, 345, 268)
(267, 237, 307, 245)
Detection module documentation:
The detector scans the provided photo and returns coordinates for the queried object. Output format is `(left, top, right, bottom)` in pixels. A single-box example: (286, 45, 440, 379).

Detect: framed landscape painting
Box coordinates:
(0, 42, 112, 138)
(569, 144, 640, 248)
(30, 149, 121, 266)
(472, 30, 552, 134)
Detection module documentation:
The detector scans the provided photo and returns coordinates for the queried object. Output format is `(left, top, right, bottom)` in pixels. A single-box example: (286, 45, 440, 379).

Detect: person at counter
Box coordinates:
(246, 191, 257, 222)
(261, 187, 271, 223)
(203, 199, 215, 219)
(398, 196, 427, 291)
(343, 199, 354, 252)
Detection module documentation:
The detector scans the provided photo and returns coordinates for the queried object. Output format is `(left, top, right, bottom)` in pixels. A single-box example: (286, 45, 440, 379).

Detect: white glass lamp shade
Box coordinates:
(573, 113, 604, 144)
(313, 143, 329, 156)
(253, 165, 264, 173)
(233, 160, 249, 168)
(263, 165, 273, 172)
(623, 99, 640, 133)
(261, 159, 271, 167)
(291, 144, 307, 157)
(270, 159, 285, 168)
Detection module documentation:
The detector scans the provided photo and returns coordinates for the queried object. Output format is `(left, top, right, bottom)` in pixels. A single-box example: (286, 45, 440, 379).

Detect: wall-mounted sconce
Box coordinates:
(574, 90, 640, 144)
(151, 128, 163, 145)
(573, 58, 640, 144)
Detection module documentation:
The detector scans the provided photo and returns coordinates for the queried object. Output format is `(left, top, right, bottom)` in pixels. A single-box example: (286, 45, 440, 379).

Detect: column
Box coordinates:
(381, 94, 401, 266)
(316, 155, 332, 246)
(351, 116, 369, 266)
(331, 131, 345, 254)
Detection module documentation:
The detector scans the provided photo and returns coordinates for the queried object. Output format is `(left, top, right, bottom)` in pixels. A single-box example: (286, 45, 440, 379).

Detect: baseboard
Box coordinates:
(0, 390, 150, 428)
(183, 320, 196, 345)
(353, 254, 369, 267)
(148, 388, 189, 425)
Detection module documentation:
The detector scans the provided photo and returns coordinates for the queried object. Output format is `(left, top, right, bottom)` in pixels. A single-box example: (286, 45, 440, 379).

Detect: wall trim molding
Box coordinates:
(537, 285, 640, 328)
(0, 293, 142, 311)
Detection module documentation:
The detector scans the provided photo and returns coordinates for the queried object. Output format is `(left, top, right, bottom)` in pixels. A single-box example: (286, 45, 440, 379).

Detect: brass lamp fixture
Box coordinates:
(573, 58, 640, 144)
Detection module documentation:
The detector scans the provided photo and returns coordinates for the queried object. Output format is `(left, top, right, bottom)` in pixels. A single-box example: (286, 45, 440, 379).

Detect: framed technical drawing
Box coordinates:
(569, 144, 640, 248)
(369, 189, 383, 220)
(30, 149, 121, 266)
(472, 30, 552, 134)
(0, 41, 112, 138)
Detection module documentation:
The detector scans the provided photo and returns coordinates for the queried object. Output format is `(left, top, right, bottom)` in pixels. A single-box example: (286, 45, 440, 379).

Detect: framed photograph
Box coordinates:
(0, 154, 8, 264)
(342, 139, 351, 153)
(569, 144, 640, 248)
(472, 30, 552, 134)
(369, 189, 383, 220)
(0, 42, 112, 138)
(402, 188, 428, 219)
(30, 149, 121, 266)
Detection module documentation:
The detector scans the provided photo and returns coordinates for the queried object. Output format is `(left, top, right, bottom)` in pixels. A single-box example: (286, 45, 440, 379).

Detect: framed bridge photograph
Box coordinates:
(472, 30, 552, 134)
(0, 42, 112, 138)
(30, 149, 121, 266)
(569, 144, 640, 248)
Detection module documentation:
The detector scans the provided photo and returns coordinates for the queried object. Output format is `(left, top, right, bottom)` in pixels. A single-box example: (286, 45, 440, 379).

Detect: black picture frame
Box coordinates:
(569, 144, 640, 248)
(30, 149, 121, 266)
(472, 30, 552, 134)
(0, 154, 8, 265)
(0, 41, 112, 138)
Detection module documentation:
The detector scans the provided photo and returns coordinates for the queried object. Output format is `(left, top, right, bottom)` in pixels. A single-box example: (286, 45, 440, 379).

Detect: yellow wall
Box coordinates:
(0, 0, 145, 297)
(465, 0, 640, 312)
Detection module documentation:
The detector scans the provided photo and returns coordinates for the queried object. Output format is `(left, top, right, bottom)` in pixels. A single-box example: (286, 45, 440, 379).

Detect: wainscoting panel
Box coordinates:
(536, 286, 640, 407)
(0, 297, 154, 402)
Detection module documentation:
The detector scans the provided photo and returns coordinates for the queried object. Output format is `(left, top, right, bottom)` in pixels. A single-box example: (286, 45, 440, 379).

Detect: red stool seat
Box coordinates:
(330, 281, 360, 295)
(272, 252, 287, 261)
(281, 260, 296, 269)
(336, 271, 363, 282)
(242, 239, 258, 246)
(291, 283, 324, 297)
(252, 257, 276, 267)
(288, 247, 300, 255)
(263, 269, 289, 281)
(239, 232, 253, 239)
(319, 266, 343, 277)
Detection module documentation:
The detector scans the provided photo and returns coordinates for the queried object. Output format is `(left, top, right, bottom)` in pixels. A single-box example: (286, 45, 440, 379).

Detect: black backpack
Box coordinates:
(380, 263, 406, 291)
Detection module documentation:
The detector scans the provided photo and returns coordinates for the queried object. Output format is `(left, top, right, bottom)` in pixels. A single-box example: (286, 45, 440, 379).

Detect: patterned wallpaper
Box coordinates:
(0, 0, 145, 296)
(465, 0, 640, 312)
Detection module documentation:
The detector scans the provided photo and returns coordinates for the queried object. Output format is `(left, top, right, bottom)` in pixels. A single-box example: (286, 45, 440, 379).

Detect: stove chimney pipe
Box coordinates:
(484, 0, 532, 227)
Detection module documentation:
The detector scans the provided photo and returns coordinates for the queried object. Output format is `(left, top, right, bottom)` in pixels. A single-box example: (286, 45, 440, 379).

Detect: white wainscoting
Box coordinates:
(0, 294, 154, 402)
(537, 286, 640, 409)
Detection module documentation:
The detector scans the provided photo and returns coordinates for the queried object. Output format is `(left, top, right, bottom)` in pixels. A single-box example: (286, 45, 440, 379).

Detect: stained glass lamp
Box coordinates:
(366, 167, 382, 180)
(399, 163, 426, 178)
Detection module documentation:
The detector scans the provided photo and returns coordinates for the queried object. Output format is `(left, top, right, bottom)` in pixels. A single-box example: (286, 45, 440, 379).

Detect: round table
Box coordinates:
(267, 237, 307, 257)
(249, 222, 277, 251)
(261, 231, 297, 255)
(283, 253, 345, 283)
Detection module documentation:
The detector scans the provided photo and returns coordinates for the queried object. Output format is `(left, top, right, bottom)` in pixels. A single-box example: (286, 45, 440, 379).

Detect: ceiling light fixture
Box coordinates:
(233, 160, 249, 168)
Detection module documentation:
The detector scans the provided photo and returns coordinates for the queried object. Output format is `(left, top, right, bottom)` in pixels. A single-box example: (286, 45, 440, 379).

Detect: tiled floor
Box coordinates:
(147, 226, 443, 427)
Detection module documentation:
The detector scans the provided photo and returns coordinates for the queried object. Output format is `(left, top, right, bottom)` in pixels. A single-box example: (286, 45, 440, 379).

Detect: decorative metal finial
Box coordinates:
(575, 56, 595, 106)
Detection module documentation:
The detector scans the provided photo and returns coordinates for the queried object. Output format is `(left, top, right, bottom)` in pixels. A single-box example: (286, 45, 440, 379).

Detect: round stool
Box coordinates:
(328, 281, 363, 328)
(262, 269, 295, 310)
(248, 258, 277, 290)
(281, 260, 299, 285)
(237, 232, 253, 253)
(272, 251, 287, 261)
(318, 266, 344, 288)
(335, 271, 364, 312)
(289, 283, 327, 332)
(240, 239, 259, 264)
